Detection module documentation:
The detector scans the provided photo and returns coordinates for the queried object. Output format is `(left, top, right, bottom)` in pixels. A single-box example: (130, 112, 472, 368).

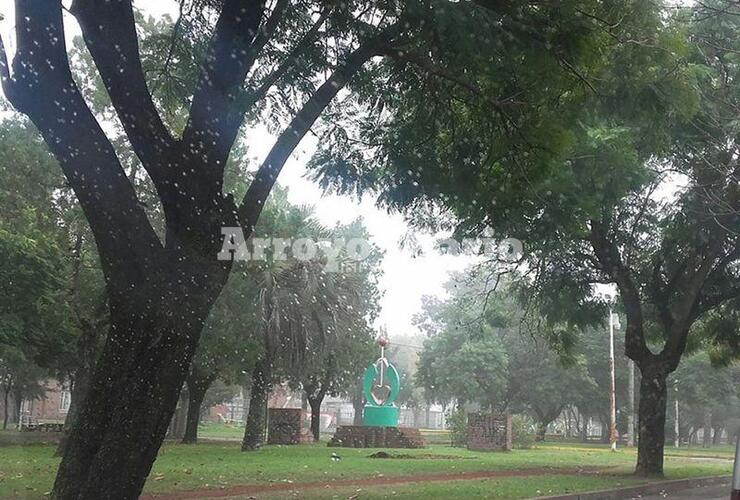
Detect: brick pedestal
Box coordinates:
(267, 408, 310, 445)
(328, 425, 425, 448)
(467, 413, 512, 451)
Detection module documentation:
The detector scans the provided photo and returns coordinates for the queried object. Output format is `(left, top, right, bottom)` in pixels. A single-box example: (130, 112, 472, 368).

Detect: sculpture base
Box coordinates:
(327, 425, 424, 448)
(363, 405, 399, 427)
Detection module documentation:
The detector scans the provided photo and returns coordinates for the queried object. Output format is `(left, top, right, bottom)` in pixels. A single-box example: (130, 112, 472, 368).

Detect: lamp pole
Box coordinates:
(608, 305, 617, 452)
(732, 429, 739, 500)
(627, 359, 635, 447)
(674, 381, 680, 448)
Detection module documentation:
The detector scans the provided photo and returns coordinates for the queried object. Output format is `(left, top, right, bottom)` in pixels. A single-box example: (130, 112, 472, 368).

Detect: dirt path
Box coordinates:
(143, 466, 604, 499)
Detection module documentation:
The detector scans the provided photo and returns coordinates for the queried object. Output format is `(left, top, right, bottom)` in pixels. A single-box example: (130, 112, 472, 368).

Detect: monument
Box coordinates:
(328, 336, 424, 448)
(467, 413, 512, 451)
(361, 335, 400, 426)
(267, 408, 311, 445)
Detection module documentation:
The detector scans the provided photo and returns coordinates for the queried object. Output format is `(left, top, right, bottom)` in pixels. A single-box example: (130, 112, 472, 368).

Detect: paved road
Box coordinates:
(636, 481, 730, 499)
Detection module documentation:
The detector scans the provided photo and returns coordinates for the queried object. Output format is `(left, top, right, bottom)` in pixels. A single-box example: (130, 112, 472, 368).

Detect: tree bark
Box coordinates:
(353, 398, 364, 425)
(635, 363, 668, 476)
(351, 382, 365, 426)
(56, 363, 93, 457)
(51, 274, 225, 499)
(712, 426, 722, 446)
(182, 369, 215, 444)
(702, 410, 713, 448)
(2, 384, 9, 430)
(308, 393, 325, 442)
(12, 391, 22, 428)
(536, 422, 547, 441)
(242, 357, 272, 451)
(581, 416, 589, 443)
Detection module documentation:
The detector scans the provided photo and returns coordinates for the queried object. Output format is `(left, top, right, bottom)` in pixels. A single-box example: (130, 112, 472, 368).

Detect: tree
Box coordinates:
(417, 272, 597, 439)
(181, 276, 260, 444)
(0, 1, 404, 495)
(0, 346, 46, 429)
(316, 1, 740, 475)
(299, 328, 375, 441)
(0, 0, 698, 494)
(571, 324, 632, 442)
(292, 220, 380, 441)
(668, 352, 740, 447)
(0, 116, 109, 455)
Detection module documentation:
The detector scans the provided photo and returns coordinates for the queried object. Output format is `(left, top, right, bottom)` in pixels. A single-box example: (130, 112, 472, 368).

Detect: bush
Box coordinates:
(512, 414, 536, 449)
(446, 408, 468, 447)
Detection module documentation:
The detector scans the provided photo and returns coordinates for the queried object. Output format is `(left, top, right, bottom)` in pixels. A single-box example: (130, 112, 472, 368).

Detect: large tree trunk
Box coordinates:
(242, 357, 272, 451)
(167, 390, 188, 441)
(51, 271, 225, 499)
(635, 364, 668, 477)
(57, 234, 102, 457)
(182, 368, 215, 444)
(56, 362, 93, 457)
(308, 393, 325, 442)
(2, 1, 390, 497)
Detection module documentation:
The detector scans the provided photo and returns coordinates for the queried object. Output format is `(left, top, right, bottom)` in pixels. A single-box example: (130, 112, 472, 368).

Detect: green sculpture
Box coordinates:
(362, 336, 400, 426)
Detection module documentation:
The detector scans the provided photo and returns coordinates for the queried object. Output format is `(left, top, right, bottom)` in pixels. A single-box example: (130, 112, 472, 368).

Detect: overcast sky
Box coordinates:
(0, 1, 477, 338)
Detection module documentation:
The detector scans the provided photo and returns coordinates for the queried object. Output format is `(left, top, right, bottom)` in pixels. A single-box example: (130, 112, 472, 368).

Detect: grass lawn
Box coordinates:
(198, 422, 246, 440)
(0, 439, 732, 498)
(258, 474, 650, 499)
(197, 423, 455, 446)
(537, 440, 737, 459)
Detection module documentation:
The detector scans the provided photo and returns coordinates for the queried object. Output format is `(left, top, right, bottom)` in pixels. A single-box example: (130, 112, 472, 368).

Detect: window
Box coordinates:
(59, 390, 71, 413)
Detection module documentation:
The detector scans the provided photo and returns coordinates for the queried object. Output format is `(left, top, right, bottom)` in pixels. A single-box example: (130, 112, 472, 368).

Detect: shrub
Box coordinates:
(446, 408, 468, 447)
(512, 414, 536, 449)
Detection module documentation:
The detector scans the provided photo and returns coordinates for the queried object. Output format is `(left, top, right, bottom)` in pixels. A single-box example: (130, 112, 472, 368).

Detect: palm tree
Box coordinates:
(240, 200, 364, 450)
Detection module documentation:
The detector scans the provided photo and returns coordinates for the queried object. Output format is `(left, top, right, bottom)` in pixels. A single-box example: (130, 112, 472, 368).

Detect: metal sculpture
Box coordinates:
(362, 336, 400, 426)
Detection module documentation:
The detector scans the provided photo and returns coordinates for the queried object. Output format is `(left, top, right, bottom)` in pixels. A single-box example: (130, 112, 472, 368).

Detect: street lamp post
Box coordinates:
(627, 359, 635, 447)
(608, 305, 618, 452)
(732, 429, 739, 500)
(674, 381, 680, 449)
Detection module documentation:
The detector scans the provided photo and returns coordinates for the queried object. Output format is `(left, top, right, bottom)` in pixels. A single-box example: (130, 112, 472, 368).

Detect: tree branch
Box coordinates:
(239, 24, 400, 231)
(589, 220, 652, 364)
(3, 0, 162, 283)
(240, 6, 332, 111)
(242, 0, 291, 74)
(182, 0, 266, 174)
(71, 0, 176, 193)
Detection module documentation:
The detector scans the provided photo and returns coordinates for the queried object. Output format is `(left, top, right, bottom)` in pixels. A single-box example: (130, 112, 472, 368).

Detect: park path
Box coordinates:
(142, 466, 602, 499)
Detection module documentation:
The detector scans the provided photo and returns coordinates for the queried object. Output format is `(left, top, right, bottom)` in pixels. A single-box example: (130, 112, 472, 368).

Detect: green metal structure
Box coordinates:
(362, 338, 400, 427)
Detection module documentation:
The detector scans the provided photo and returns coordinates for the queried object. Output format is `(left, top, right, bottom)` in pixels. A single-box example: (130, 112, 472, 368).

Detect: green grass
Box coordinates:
(0, 440, 732, 498)
(260, 474, 650, 499)
(197, 422, 245, 440)
(537, 441, 737, 459)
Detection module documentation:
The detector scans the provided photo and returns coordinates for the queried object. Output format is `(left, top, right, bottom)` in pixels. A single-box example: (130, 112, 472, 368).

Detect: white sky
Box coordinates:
(0, 1, 476, 337)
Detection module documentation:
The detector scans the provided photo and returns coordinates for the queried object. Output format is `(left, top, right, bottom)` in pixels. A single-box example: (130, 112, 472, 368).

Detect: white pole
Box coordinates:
(732, 429, 739, 499)
(675, 387, 680, 448)
(609, 306, 617, 452)
(627, 359, 635, 447)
